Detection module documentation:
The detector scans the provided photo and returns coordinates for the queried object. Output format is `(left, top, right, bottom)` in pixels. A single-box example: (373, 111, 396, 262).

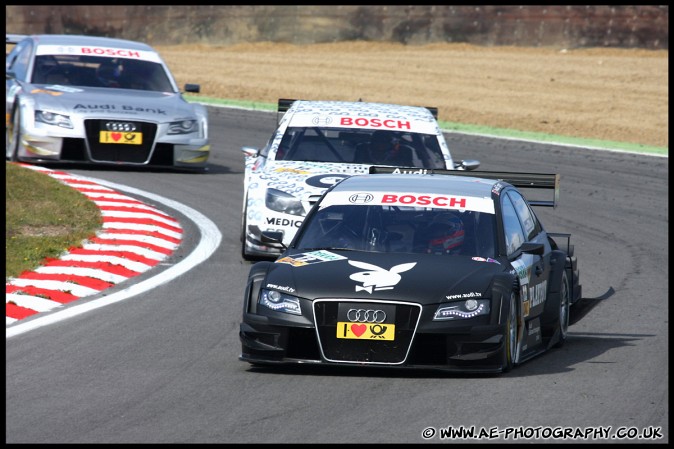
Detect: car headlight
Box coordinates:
(35, 110, 73, 129)
(265, 188, 304, 216)
(433, 299, 490, 320)
(168, 119, 199, 135)
(259, 289, 301, 315)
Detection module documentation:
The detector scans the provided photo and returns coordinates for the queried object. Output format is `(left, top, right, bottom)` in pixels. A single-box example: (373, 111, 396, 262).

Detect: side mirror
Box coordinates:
(454, 159, 481, 171)
(184, 83, 200, 93)
(261, 231, 287, 250)
(241, 146, 260, 158)
(520, 242, 545, 256)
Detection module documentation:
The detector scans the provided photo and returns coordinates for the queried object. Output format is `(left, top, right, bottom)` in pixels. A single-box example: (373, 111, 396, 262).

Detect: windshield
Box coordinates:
(31, 54, 175, 92)
(295, 204, 497, 258)
(275, 127, 447, 169)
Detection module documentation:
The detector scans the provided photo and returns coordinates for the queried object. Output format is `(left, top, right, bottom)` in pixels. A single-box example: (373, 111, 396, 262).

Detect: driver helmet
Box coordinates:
(426, 212, 465, 254)
(96, 59, 123, 87)
(369, 130, 399, 163)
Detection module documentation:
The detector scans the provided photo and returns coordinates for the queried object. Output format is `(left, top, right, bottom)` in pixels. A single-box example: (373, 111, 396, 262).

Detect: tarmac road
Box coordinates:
(5, 105, 668, 443)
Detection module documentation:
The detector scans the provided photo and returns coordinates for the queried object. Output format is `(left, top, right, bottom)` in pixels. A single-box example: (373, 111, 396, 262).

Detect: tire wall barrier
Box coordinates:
(5, 5, 669, 50)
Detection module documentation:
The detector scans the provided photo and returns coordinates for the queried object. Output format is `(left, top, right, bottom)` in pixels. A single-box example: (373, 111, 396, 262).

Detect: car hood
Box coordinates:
(252, 161, 372, 195)
(25, 84, 196, 121)
(264, 250, 506, 304)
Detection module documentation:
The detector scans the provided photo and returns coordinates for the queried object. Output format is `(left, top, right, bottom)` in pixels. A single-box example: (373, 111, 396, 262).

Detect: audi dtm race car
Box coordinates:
(240, 99, 480, 260)
(239, 167, 582, 373)
(6, 34, 210, 170)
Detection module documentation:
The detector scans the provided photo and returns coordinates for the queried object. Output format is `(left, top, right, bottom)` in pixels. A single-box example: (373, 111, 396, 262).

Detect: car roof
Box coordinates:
(285, 100, 440, 134)
(27, 34, 155, 52)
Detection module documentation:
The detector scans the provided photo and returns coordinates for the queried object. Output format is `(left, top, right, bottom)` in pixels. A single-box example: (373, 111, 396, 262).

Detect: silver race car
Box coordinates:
(5, 34, 210, 170)
(241, 98, 480, 260)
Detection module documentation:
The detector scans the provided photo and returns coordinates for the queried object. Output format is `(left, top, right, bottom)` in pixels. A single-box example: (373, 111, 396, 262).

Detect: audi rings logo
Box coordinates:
(348, 193, 374, 204)
(105, 121, 137, 132)
(347, 308, 387, 323)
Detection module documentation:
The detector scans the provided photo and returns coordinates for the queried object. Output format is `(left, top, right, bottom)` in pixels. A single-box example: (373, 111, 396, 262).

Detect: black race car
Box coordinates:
(239, 166, 582, 373)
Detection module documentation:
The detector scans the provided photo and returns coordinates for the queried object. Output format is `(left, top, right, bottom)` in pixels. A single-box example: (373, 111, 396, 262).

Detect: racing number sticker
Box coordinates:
(336, 322, 396, 340)
(99, 131, 143, 145)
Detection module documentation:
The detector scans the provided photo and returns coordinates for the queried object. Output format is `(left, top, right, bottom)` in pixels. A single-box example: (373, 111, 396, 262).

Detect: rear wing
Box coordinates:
(6, 34, 27, 56)
(368, 165, 560, 208)
(276, 98, 438, 123)
(6, 34, 28, 45)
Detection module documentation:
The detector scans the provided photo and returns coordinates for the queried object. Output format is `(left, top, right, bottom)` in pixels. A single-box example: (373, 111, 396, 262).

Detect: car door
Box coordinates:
(501, 188, 551, 356)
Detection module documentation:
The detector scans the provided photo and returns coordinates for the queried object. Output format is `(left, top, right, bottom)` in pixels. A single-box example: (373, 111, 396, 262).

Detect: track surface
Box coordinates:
(5, 106, 668, 443)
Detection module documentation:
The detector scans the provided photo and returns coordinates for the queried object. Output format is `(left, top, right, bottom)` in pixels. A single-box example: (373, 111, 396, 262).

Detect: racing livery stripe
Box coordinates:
(6, 164, 183, 326)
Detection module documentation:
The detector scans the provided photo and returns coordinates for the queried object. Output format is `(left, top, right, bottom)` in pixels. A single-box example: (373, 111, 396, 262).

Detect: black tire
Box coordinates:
(501, 291, 518, 373)
(7, 107, 21, 161)
(240, 210, 253, 261)
(553, 270, 571, 348)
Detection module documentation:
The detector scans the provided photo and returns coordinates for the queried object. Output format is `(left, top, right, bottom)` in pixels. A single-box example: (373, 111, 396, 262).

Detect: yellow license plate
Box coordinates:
(99, 131, 143, 145)
(336, 322, 396, 340)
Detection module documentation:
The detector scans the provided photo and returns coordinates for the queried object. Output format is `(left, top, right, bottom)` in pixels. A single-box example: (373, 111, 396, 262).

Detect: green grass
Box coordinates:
(5, 162, 102, 280)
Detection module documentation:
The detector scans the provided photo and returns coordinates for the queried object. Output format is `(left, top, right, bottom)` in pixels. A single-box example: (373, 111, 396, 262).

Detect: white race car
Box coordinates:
(240, 99, 480, 260)
(6, 34, 209, 170)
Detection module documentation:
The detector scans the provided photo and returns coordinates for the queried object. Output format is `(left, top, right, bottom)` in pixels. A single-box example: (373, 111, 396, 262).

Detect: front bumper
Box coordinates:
(15, 119, 209, 169)
(240, 304, 508, 374)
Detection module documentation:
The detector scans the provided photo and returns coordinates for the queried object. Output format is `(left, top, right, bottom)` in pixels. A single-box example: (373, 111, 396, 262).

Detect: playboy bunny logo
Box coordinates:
(348, 260, 417, 293)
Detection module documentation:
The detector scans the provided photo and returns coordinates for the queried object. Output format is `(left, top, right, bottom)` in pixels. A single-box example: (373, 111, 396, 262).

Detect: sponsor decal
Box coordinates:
(348, 260, 416, 294)
(305, 173, 350, 188)
(265, 283, 295, 293)
(99, 131, 142, 145)
(446, 292, 482, 300)
(46, 85, 81, 93)
(390, 167, 429, 174)
(265, 217, 303, 228)
(274, 167, 312, 174)
(276, 250, 347, 266)
(311, 115, 333, 126)
(318, 190, 495, 214)
(492, 182, 505, 195)
(520, 280, 547, 317)
(335, 302, 397, 340)
(30, 88, 63, 96)
(339, 117, 411, 130)
(348, 193, 374, 204)
(382, 193, 466, 208)
(526, 318, 542, 347)
(82, 47, 142, 58)
(529, 280, 548, 308)
(522, 298, 531, 317)
(73, 104, 167, 114)
(337, 322, 395, 340)
(36, 45, 162, 63)
(510, 258, 531, 284)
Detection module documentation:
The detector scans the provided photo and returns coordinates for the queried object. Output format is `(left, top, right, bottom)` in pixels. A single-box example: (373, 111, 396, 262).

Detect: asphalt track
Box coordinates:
(5, 104, 669, 443)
